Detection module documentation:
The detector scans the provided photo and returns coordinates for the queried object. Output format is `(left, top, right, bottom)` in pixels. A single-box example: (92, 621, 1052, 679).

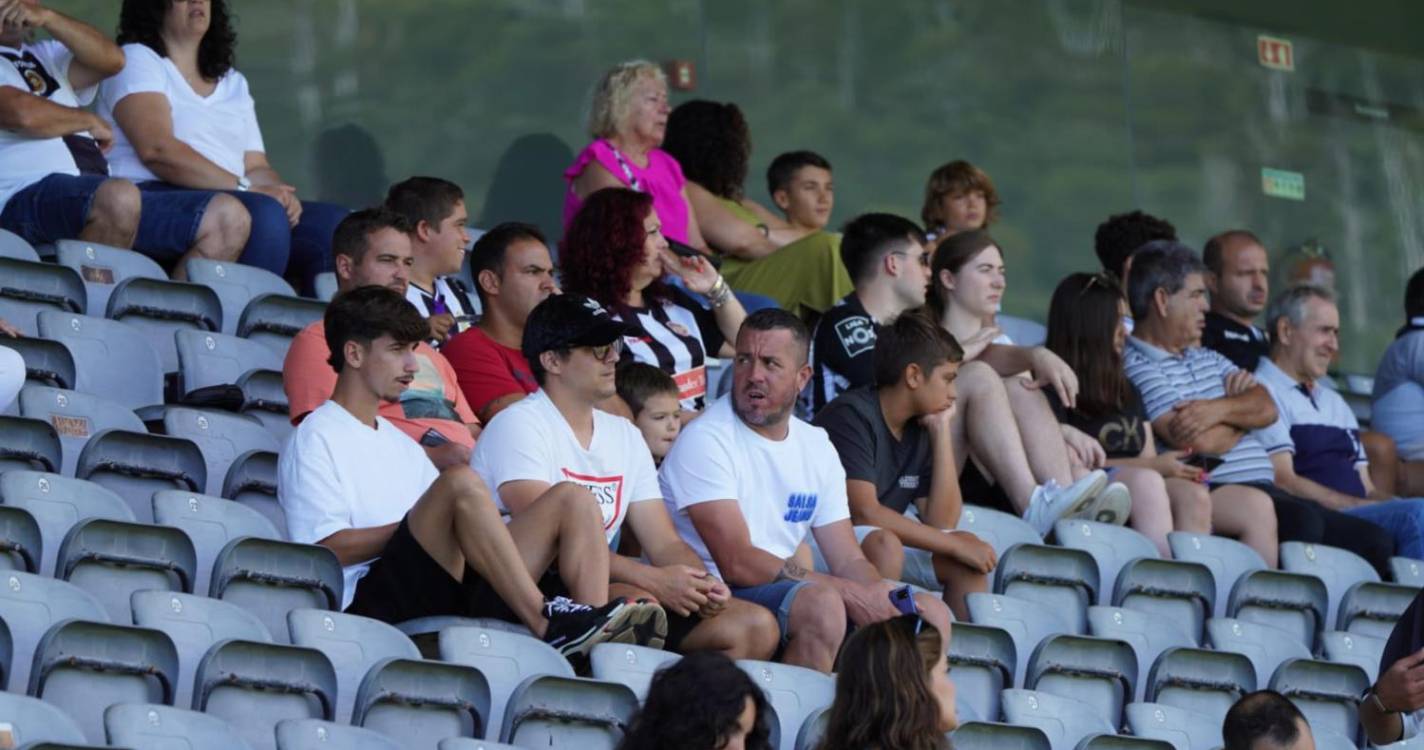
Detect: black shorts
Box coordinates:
(346, 516, 514, 624)
(961, 460, 1015, 515)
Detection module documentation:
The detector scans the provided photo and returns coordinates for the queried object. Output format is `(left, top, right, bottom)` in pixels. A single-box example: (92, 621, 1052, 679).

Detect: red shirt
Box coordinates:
(444, 326, 538, 418)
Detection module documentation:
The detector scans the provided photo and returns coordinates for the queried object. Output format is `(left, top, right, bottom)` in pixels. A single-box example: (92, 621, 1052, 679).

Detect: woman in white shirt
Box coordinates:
(98, 0, 346, 295)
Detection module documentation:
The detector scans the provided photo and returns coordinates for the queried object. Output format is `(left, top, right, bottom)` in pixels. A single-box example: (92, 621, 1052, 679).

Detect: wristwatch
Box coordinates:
(236, 176, 251, 191)
(1365, 688, 1398, 715)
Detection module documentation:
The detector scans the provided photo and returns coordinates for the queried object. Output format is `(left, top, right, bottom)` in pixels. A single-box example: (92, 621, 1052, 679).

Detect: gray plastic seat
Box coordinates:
(1269, 658, 1369, 743)
(589, 642, 680, 701)
(1124, 702, 1222, 750)
(1026, 634, 1137, 728)
(153, 490, 282, 596)
(175, 329, 283, 396)
(0, 504, 42, 574)
(794, 706, 827, 750)
(28, 619, 179, 743)
(1280, 541, 1378, 629)
(947, 621, 1016, 723)
(37, 312, 163, 411)
(1389, 556, 1424, 587)
(0, 571, 108, 690)
(0, 415, 61, 476)
(397, 615, 533, 659)
(106, 703, 253, 750)
(1168, 532, 1267, 618)
(75, 428, 206, 523)
(1078, 735, 1176, 750)
(235, 368, 292, 442)
(223, 449, 284, 536)
(1204, 617, 1311, 687)
(1145, 647, 1255, 719)
(994, 544, 1099, 634)
(1053, 519, 1158, 606)
(106, 276, 222, 374)
(238, 294, 326, 355)
(55, 239, 166, 318)
(131, 590, 272, 709)
(185, 258, 297, 336)
(0, 470, 133, 575)
(312, 273, 338, 302)
(18, 385, 145, 477)
(1112, 559, 1215, 645)
(1000, 689, 1115, 750)
(162, 407, 280, 497)
(1319, 629, 1386, 683)
(0, 693, 88, 746)
(1086, 606, 1195, 703)
(0, 228, 39, 260)
(951, 721, 1053, 750)
(958, 504, 1042, 557)
(737, 659, 835, 750)
(194, 639, 337, 750)
(439, 625, 576, 742)
(498, 674, 639, 749)
(209, 537, 343, 642)
(5, 336, 76, 391)
(967, 592, 1073, 687)
(0, 257, 86, 336)
(287, 608, 420, 722)
(1338, 581, 1417, 637)
(353, 657, 491, 745)
(436, 740, 522, 750)
(55, 517, 197, 622)
(1227, 569, 1329, 650)
(276, 719, 400, 750)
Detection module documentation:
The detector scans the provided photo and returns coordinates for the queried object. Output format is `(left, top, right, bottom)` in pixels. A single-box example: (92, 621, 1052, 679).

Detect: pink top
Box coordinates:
(563, 139, 692, 244)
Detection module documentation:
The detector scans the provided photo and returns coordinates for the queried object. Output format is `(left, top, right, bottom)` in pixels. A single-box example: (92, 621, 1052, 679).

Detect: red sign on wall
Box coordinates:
(1258, 35, 1294, 72)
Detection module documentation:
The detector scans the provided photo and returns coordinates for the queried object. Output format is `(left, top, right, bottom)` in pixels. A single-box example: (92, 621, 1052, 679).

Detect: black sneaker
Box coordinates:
(541, 596, 667, 657)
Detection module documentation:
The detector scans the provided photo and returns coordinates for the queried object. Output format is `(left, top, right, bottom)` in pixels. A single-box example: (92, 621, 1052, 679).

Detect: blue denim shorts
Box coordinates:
(0, 173, 107, 245)
(731, 579, 813, 645)
(133, 182, 221, 261)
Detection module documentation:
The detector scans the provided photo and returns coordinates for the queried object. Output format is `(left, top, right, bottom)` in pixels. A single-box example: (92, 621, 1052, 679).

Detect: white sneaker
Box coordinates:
(1024, 470, 1109, 536)
(1070, 481, 1132, 526)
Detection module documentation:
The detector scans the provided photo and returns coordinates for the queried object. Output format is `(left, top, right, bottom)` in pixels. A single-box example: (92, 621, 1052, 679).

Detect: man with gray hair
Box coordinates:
(1123, 241, 1393, 572)
(1256, 283, 1424, 559)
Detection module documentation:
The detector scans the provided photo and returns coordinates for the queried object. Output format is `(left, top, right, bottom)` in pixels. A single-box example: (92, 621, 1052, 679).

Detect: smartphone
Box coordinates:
(1184, 453, 1225, 472)
(418, 428, 451, 448)
(667, 239, 723, 269)
(890, 584, 919, 616)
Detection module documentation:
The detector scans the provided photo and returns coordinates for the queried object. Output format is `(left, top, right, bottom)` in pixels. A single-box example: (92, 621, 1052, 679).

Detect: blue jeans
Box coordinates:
(1344, 498, 1424, 560)
(731, 579, 812, 645)
(1, 174, 216, 259)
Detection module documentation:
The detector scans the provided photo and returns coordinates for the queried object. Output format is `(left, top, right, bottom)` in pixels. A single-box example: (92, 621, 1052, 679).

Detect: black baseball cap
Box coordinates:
(522, 294, 637, 363)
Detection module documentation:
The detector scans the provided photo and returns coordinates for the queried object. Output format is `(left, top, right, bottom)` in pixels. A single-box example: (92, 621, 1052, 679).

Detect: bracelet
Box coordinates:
(708, 277, 733, 308)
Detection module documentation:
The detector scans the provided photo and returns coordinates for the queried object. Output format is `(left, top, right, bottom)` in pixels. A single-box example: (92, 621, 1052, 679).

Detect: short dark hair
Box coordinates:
(1223, 691, 1307, 750)
(840, 213, 925, 285)
(1094, 210, 1177, 280)
(873, 313, 963, 388)
(1406, 267, 1424, 320)
(1125, 240, 1206, 321)
(739, 308, 809, 366)
(1203, 229, 1265, 276)
(617, 362, 680, 416)
(921, 160, 1001, 229)
(468, 222, 548, 307)
(323, 286, 429, 372)
(331, 207, 413, 266)
(766, 150, 832, 197)
(384, 176, 464, 231)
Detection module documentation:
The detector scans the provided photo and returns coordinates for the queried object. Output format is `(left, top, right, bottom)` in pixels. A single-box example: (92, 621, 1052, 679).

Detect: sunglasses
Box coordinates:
(583, 338, 626, 362)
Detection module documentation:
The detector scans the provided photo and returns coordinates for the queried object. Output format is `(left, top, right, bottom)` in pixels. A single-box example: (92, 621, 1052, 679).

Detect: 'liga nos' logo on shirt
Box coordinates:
(783, 493, 818, 523)
(835, 316, 876, 358)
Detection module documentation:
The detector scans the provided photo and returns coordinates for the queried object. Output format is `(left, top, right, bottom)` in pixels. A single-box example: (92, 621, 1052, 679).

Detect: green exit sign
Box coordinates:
(1262, 167, 1305, 201)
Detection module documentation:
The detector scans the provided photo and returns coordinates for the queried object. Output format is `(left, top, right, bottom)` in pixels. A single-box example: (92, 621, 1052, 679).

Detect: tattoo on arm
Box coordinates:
(777, 559, 809, 582)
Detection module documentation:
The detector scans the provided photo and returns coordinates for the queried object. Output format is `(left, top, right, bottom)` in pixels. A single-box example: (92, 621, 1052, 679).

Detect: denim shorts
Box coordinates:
(0, 173, 107, 245)
(731, 579, 813, 645)
(132, 182, 221, 261)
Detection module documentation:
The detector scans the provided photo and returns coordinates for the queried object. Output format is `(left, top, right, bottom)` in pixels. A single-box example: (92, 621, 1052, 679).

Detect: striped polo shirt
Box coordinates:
(1123, 337, 1287, 485)
(1255, 358, 1368, 497)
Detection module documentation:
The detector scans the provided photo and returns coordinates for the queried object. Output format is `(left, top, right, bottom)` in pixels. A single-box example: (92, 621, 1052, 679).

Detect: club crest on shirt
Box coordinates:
(1, 50, 61, 98)
(561, 468, 625, 530)
(835, 316, 875, 358)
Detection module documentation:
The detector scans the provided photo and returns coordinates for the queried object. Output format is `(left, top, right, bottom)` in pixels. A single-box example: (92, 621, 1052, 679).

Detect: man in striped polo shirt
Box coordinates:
(1123, 241, 1393, 574)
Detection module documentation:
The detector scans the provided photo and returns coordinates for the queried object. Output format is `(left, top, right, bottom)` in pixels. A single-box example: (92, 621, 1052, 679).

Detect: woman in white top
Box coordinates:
(97, 0, 346, 295)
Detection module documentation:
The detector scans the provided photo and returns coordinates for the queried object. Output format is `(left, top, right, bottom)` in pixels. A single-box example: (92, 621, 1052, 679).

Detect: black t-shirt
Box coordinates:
(1046, 384, 1150, 460)
(1202, 312, 1268, 372)
(808, 293, 877, 415)
(814, 386, 932, 514)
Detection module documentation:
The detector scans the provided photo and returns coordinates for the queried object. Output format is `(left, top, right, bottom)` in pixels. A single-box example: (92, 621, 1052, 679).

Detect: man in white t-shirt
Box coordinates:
(278, 285, 664, 657)
(660, 309, 953, 672)
(473, 294, 779, 660)
(385, 177, 478, 345)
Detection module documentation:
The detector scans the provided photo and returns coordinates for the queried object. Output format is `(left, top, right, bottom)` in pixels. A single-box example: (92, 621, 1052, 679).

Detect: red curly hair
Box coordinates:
(561, 188, 673, 311)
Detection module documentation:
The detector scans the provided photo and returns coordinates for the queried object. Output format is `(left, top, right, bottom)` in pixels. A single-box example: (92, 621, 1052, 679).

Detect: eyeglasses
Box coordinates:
(583, 339, 626, 362)
(890, 250, 932, 268)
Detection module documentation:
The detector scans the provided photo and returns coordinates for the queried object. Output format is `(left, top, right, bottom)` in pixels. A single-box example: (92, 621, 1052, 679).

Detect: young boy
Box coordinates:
(766, 151, 834, 234)
(617, 362, 683, 465)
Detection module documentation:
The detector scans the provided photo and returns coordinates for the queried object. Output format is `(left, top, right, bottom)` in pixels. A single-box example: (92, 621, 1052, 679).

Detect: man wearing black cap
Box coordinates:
(472, 294, 780, 660)
(278, 285, 664, 657)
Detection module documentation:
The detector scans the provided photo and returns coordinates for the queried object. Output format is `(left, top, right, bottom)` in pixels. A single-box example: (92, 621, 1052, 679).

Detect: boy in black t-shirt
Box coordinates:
(813, 313, 995, 619)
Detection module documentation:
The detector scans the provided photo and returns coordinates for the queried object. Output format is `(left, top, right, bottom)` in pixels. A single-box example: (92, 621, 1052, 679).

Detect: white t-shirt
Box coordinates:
(0, 40, 97, 211)
(97, 43, 264, 182)
(278, 400, 439, 609)
(471, 390, 660, 543)
(658, 395, 850, 580)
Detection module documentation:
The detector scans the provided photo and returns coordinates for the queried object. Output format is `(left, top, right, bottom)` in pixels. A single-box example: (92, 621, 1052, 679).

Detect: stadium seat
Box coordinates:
(1053, 519, 1158, 606)
(1280, 541, 1378, 628)
(175, 328, 282, 397)
(794, 706, 828, 750)
(105, 703, 252, 749)
(19, 385, 146, 477)
(209, 537, 343, 643)
(1227, 570, 1329, 650)
(5, 336, 77, 392)
(276, 719, 399, 750)
(1391, 556, 1424, 587)
(589, 642, 680, 701)
(131, 589, 273, 709)
(238, 294, 326, 355)
(957, 504, 1041, 558)
(0, 692, 88, 746)
(438, 625, 576, 742)
(498, 674, 639, 749)
(55, 239, 166, 318)
(37, 312, 163, 411)
(353, 657, 491, 745)
(28, 619, 179, 742)
(1124, 702, 1222, 750)
(75, 428, 206, 523)
(0, 470, 133, 576)
(994, 544, 1099, 634)
(946, 621, 1016, 722)
(1268, 658, 1369, 743)
(106, 276, 223, 374)
(153, 489, 282, 596)
(738, 659, 836, 750)
(967, 592, 1072, 688)
(1313, 728, 1359, 750)
(1112, 559, 1215, 644)
(0, 228, 39, 261)
(194, 639, 338, 750)
(1167, 532, 1267, 618)
(1078, 735, 1176, 750)
(1319, 629, 1386, 683)
(1086, 606, 1195, 702)
(235, 368, 292, 442)
(185, 258, 298, 336)
(224, 449, 284, 535)
(397, 615, 533, 658)
(1338, 581, 1417, 637)
(951, 721, 1052, 750)
(0, 504, 42, 574)
(1026, 634, 1136, 727)
(162, 407, 280, 498)
(313, 272, 338, 302)
(0, 415, 61, 476)
(1144, 647, 1254, 719)
(0, 257, 86, 336)
(287, 609, 420, 722)
(1204, 618, 1311, 687)
(55, 517, 197, 621)
(436, 739, 522, 750)
(996, 315, 1047, 347)
(999, 689, 1115, 750)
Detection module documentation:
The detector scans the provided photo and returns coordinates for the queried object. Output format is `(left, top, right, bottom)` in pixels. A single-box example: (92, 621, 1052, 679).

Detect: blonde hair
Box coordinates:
(587, 60, 667, 140)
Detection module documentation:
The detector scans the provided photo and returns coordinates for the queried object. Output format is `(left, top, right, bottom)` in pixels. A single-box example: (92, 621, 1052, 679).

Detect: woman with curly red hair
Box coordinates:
(562, 188, 746, 412)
